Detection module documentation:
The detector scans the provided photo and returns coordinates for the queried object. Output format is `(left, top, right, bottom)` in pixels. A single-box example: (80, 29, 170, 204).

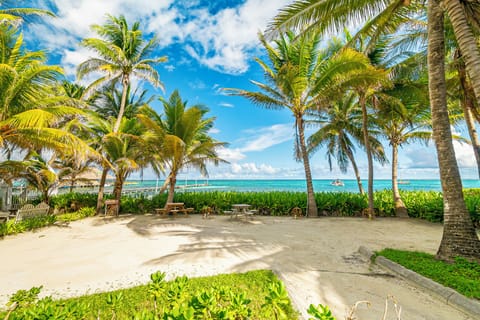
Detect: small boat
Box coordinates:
(331, 179, 344, 187)
(398, 180, 410, 185)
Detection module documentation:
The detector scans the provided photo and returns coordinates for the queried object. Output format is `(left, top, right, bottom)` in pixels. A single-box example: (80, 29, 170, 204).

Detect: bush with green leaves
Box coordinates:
(1, 270, 298, 319)
(0, 215, 56, 237)
(56, 207, 96, 222)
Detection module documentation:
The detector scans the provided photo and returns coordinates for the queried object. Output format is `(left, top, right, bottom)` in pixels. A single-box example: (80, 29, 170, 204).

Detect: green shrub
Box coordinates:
(0, 215, 56, 237)
(1, 270, 298, 319)
(57, 207, 96, 222)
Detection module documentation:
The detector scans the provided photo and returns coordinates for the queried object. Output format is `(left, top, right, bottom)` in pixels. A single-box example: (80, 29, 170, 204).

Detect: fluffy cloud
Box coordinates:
(240, 124, 293, 152)
(453, 140, 476, 168)
(30, 0, 293, 75)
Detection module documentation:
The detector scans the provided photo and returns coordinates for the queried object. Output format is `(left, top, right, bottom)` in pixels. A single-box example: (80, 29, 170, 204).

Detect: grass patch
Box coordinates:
(376, 248, 480, 300)
(2, 270, 299, 319)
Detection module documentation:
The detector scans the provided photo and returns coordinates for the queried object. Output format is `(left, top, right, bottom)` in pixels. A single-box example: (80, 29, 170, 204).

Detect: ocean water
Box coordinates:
(123, 179, 480, 193)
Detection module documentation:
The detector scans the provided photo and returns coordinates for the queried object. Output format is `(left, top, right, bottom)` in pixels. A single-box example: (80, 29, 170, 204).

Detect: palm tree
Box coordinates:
(377, 88, 431, 217)
(443, 0, 480, 110)
(0, 0, 54, 27)
(428, 0, 480, 262)
(0, 26, 93, 159)
(269, 0, 480, 261)
(77, 14, 167, 133)
(227, 31, 377, 217)
(138, 90, 227, 204)
(307, 94, 386, 194)
(93, 84, 154, 119)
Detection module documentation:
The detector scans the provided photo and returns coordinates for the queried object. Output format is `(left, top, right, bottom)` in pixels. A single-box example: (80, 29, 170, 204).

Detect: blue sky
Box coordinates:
(17, 0, 478, 180)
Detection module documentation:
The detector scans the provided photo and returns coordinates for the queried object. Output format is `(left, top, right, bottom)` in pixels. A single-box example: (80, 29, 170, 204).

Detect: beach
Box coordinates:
(0, 214, 475, 319)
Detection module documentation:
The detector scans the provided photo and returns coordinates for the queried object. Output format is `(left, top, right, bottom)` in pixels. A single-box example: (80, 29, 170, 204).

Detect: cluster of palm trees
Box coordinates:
(0, 6, 225, 213)
(229, 0, 480, 261)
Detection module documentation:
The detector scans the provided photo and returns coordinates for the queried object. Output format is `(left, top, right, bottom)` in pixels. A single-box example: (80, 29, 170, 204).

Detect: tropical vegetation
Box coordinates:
(0, 270, 298, 319)
(266, 0, 480, 262)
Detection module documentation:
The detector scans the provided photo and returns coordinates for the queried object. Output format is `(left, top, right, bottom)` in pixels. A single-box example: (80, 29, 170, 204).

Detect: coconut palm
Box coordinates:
(428, 0, 480, 261)
(0, 0, 54, 27)
(93, 84, 155, 120)
(307, 94, 387, 195)
(138, 90, 227, 204)
(269, 0, 480, 262)
(227, 31, 380, 217)
(0, 26, 92, 159)
(77, 14, 167, 133)
(377, 84, 431, 216)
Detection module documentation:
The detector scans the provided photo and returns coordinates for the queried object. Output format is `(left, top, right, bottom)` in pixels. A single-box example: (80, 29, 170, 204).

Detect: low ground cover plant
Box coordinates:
(376, 248, 480, 299)
(1, 270, 298, 319)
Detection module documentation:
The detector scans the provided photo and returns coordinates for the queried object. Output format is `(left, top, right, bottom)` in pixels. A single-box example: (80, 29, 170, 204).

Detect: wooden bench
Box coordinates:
(15, 202, 50, 222)
(155, 202, 193, 217)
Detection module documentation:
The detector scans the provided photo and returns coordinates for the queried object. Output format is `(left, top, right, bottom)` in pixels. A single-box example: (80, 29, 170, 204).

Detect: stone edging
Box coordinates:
(358, 246, 480, 318)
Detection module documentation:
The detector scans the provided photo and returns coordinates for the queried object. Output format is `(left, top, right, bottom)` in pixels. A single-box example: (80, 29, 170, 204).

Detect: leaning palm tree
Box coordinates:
(227, 31, 377, 217)
(77, 14, 167, 133)
(138, 90, 227, 204)
(269, 0, 480, 262)
(307, 93, 387, 195)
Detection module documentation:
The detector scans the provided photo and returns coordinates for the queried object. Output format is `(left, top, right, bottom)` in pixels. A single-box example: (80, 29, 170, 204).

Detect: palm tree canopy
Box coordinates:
(77, 14, 167, 94)
(0, 0, 54, 27)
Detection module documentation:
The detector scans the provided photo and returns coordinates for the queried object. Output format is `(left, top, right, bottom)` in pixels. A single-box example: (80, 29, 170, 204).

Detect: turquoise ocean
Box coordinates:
(122, 179, 480, 194)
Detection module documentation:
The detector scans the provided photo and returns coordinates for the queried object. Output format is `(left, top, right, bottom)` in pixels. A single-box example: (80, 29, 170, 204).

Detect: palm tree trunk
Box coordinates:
(96, 166, 109, 215)
(158, 175, 171, 195)
(444, 0, 480, 108)
(113, 174, 124, 203)
(456, 50, 480, 178)
(166, 173, 176, 204)
(391, 143, 408, 217)
(113, 76, 129, 133)
(345, 148, 364, 195)
(297, 117, 318, 217)
(359, 93, 374, 218)
(428, 0, 480, 262)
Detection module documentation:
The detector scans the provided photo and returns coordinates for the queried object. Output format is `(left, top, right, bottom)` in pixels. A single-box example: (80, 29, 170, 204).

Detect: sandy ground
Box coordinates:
(0, 214, 475, 320)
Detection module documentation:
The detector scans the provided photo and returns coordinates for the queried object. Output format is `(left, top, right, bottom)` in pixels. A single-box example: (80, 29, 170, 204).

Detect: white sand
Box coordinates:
(0, 215, 475, 319)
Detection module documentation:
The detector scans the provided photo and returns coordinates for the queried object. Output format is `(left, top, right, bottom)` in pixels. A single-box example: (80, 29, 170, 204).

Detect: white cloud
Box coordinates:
(31, 0, 292, 76)
(230, 162, 279, 176)
(453, 141, 476, 168)
(240, 124, 293, 152)
(219, 102, 234, 108)
(216, 147, 246, 162)
(208, 127, 220, 134)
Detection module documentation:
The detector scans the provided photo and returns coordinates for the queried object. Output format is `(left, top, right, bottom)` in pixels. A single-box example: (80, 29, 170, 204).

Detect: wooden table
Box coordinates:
(231, 204, 253, 219)
(155, 202, 193, 217)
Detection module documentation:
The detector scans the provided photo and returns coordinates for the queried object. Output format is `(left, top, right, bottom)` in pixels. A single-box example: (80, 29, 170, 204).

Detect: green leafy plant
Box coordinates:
(307, 304, 336, 320)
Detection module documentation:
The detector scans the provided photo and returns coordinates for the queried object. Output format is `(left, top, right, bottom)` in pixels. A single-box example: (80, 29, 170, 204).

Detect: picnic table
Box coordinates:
(155, 202, 193, 217)
(230, 204, 256, 219)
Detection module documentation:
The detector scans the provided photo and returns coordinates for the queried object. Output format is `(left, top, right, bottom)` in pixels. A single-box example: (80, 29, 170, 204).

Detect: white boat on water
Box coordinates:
(331, 179, 344, 187)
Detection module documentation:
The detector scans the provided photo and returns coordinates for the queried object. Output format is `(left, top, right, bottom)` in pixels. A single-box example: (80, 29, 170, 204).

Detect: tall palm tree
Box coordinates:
(428, 0, 480, 262)
(138, 90, 227, 204)
(77, 15, 167, 133)
(307, 94, 386, 194)
(377, 90, 431, 217)
(443, 0, 480, 110)
(269, 0, 480, 261)
(227, 31, 377, 217)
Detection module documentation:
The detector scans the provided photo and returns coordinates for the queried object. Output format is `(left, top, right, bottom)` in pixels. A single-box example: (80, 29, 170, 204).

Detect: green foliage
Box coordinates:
(0, 215, 56, 237)
(1, 270, 298, 319)
(377, 248, 480, 299)
(49, 193, 98, 212)
(307, 304, 336, 320)
(56, 207, 96, 222)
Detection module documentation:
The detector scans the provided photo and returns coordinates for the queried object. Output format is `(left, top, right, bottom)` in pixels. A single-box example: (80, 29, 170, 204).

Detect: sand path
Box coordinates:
(0, 215, 475, 319)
